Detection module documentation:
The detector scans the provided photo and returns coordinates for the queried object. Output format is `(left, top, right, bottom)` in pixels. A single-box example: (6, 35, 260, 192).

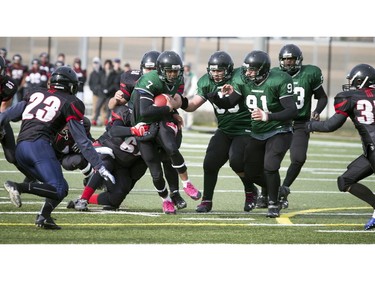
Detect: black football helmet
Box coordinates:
(156, 51, 183, 86)
(206, 51, 234, 83)
(140, 50, 160, 74)
(278, 44, 303, 75)
(49, 66, 79, 95)
(241, 50, 271, 84)
(342, 63, 375, 91)
(0, 56, 6, 78)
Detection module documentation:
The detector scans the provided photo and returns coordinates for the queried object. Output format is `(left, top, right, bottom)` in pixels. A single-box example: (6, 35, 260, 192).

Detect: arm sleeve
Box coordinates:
(313, 86, 328, 114)
(208, 91, 242, 109)
(268, 96, 298, 121)
(137, 90, 171, 118)
(68, 119, 103, 170)
(0, 100, 27, 126)
(109, 126, 132, 137)
(310, 113, 347, 132)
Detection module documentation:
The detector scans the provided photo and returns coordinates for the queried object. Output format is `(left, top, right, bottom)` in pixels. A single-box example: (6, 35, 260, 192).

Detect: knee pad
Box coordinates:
(337, 175, 351, 192)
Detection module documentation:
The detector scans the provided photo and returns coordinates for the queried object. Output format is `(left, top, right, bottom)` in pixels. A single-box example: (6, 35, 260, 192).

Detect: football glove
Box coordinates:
(98, 165, 115, 184)
(130, 122, 150, 136)
(71, 143, 81, 153)
(135, 122, 159, 142)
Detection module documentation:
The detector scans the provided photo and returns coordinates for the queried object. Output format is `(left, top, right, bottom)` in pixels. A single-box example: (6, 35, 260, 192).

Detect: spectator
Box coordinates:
(124, 62, 131, 72)
(88, 57, 104, 126)
(23, 59, 48, 96)
(8, 54, 28, 103)
(0, 47, 11, 65)
(92, 59, 119, 126)
(39, 52, 54, 75)
(179, 63, 197, 130)
(72, 57, 87, 102)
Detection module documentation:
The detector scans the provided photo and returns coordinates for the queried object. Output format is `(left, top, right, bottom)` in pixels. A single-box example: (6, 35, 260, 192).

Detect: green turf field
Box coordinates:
(1, 121, 375, 244)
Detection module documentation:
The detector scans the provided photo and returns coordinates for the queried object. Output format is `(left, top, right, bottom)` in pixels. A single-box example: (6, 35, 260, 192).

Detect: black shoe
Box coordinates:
(244, 192, 258, 212)
(196, 200, 212, 213)
(66, 200, 75, 209)
(266, 204, 280, 218)
(279, 186, 290, 209)
(35, 214, 61, 230)
(256, 195, 268, 208)
(170, 191, 187, 209)
(102, 205, 119, 211)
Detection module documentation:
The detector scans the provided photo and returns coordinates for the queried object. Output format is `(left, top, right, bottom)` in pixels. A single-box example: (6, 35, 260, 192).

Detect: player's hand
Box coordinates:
(222, 84, 234, 95)
(251, 108, 268, 121)
(71, 143, 81, 153)
(167, 94, 182, 110)
(131, 123, 150, 136)
(172, 113, 184, 130)
(311, 111, 320, 121)
(98, 165, 115, 184)
(135, 122, 159, 142)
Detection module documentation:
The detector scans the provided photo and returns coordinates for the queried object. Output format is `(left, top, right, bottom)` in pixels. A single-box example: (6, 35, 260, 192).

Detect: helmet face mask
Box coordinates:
(342, 63, 375, 91)
(49, 66, 79, 95)
(207, 51, 234, 84)
(279, 44, 303, 75)
(156, 51, 183, 86)
(241, 50, 271, 84)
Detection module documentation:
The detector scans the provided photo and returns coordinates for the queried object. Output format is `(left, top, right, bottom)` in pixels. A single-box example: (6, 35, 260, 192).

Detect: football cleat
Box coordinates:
(170, 191, 187, 209)
(279, 186, 290, 209)
(365, 217, 375, 230)
(256, 195, 268, 208)
(74, 198, 88, 211)
(3, 181, 22, 208)
(102, 205, 119, 211)
(196, 200, 212, 213)
(266, 204, 281, 218)
(35, 214, 61, 230)
(244, 191, 258, 212)
(66, 199, 76, 209)
(183, 182, 201, 200)
(162, 200, 176, 214)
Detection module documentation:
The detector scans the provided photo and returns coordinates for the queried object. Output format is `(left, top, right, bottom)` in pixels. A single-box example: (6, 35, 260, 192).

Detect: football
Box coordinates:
(153, 94, 170, 107)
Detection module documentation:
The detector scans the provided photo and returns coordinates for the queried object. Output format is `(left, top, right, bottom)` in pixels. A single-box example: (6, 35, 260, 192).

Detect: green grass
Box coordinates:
(0, 122, 374, 245)
(1, 121, 375, 281)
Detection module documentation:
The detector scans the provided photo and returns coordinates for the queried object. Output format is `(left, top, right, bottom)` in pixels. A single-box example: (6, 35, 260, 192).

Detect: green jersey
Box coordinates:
(233, 69, 294, 137)
(272, 65, 324, 121)
(129, 70, 183, 124)
(197, 68, 252, 136)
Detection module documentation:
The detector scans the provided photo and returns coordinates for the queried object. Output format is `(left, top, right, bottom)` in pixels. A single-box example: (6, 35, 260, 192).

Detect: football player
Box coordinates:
(306, 63, 375, 230)
(108, 50, 189, 210)
(274, 44, 328, 209)
(180, 51, 263, 213)
(0, 66, 115, 230)
(67, 104, 153, 211)
(208, 50, 298, 218)
(128, 50, 201, 214)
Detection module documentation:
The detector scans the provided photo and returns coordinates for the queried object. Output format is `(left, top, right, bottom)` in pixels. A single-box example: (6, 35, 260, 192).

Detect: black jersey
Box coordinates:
(334, 88, 375, 146)
(119, 70, 141, 101)
(0, 76, 17, 103)
(17, 87, 86, 143)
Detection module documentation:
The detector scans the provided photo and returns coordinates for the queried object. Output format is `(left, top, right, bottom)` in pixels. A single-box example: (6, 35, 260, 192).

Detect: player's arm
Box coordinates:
(312, 86, 328, 120)
(0, 100, 27, 126)
(108, 90, 127, 110)
(307, 113, 347, 132)
(268, 95, 298, 121)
